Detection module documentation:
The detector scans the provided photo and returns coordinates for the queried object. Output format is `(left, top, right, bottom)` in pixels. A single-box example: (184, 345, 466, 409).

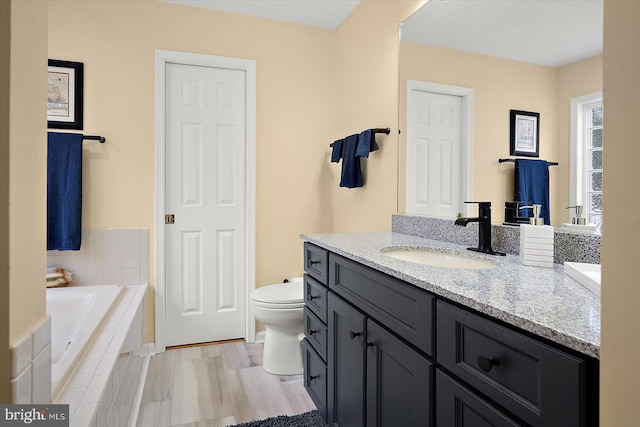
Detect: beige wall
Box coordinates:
(8, 1, 48, 346)
(47, 0, 336, 336)
(600, 1, 640, 424)
(556, 55, 603, 220)
(0, 0, 49, 402)
(331, 0, 424, 232)
(0, 0, 10, 404)
(399, 42, 602, 225)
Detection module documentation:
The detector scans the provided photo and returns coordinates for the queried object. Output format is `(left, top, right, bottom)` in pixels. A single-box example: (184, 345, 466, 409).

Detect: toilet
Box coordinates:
(250, 278, 304, 375)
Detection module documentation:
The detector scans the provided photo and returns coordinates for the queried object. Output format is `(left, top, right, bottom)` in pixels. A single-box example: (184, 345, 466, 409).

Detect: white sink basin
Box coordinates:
(381, 247, 498, 270)
(564, 262, 601, 296)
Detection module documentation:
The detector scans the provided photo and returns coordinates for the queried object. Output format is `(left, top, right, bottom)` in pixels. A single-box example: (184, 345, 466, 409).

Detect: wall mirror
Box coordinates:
(398, 0, 603, 229)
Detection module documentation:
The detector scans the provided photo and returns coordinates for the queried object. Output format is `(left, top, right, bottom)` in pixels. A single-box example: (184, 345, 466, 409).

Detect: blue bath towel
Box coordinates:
(331, 134, 363, 188)
(514, 159, 550, 225)
(355, 129, 379, 158)
(47, 132, 83, 250)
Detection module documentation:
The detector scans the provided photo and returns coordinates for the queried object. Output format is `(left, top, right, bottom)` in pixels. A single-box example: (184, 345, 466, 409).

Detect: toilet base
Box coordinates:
(262, 327, 304, 375)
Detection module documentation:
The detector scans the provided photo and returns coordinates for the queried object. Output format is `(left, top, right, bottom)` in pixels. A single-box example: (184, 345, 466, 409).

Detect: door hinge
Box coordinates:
(165, 214, 175, 225)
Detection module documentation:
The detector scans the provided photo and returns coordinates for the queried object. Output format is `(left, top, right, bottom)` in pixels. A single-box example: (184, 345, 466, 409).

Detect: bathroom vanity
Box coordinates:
(300, 233, 599, 427)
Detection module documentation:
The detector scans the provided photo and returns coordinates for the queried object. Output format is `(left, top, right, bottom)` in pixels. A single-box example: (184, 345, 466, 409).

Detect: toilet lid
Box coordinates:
(251, 282, 303, 304)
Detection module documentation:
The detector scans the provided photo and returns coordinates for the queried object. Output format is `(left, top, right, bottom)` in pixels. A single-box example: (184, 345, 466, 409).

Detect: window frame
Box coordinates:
(569, 91, 603, 228)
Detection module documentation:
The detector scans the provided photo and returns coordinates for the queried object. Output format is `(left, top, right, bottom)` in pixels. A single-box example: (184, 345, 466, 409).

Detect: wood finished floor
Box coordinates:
(136, 342, 316, 427)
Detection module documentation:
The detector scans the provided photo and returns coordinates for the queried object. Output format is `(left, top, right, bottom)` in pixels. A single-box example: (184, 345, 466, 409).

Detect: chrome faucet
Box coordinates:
(454, 202, 506, 256)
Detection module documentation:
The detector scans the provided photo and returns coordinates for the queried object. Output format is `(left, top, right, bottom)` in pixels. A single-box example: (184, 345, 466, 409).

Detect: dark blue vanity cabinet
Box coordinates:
(302, 242, 599, 427)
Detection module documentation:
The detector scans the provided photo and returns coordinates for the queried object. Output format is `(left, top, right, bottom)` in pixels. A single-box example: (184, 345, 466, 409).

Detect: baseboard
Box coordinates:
(254, 331, 266, 343)
(140, 343, 156, 357)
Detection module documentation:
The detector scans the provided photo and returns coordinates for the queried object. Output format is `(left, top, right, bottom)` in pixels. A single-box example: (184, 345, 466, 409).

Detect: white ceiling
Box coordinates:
(160, 0, 361, 30)
(401, 0, 603, 68)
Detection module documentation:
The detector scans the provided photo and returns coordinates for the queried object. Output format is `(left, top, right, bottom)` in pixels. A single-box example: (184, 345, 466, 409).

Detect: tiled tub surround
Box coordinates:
(54, 284, 148, 427)
(301, 232, 601, 358)
(47, 229, 149, 286)
(10, 315, 52, 403)
(392, 214, 601, 264)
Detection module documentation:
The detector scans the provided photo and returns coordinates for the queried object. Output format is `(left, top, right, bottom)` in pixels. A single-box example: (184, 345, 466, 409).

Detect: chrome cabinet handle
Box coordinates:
(309, 329, 318, 335)
(309, 259, 321, 266)
(308, 294, 319, 301)
(349, 331, 361, 340)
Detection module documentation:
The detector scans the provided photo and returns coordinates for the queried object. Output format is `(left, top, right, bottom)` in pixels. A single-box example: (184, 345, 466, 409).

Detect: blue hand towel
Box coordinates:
(330, 139, 343, 162)
(47, 132, 83, 250)
(331, 134, 363, 188)
(355, 129, 379, 158)
(514, 159, 550, 225)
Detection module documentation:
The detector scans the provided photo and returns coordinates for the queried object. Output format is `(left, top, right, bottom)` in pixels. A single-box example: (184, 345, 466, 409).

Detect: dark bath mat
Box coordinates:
(230, 410, 325, 427)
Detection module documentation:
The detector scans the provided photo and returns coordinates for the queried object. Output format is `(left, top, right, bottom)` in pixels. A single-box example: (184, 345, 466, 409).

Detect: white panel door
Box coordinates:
(407, 89, 463, 218)
(165, 62, 246, 347)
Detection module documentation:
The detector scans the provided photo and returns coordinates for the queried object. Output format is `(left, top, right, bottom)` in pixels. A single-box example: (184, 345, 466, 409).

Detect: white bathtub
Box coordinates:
(46, 284, 125, 397)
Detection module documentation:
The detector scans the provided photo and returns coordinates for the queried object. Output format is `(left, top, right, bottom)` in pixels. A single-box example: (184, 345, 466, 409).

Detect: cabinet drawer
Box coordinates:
(302, 339, 327, 423)
(304, 306, 327, 362)
(304, 243, 328, 284)
(437, 301, 586, 427)
(436, 370, 522, 427)
(329, 253, 434, 356)
(304, 274, 328, 322)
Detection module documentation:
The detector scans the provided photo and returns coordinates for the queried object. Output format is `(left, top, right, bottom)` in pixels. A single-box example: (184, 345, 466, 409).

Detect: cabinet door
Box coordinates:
(366, 319, 433, 427)
(436, 370, 522, 427)
(328, 292, 366, 427)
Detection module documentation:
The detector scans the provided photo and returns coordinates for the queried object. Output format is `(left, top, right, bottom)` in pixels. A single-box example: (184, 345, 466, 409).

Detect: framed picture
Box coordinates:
(510, 109, 539, 157)
(48, 59, 83, 130)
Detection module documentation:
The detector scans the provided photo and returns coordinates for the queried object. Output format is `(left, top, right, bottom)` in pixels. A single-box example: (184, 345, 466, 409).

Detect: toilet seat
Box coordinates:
(250, 282, 303, 305)
(250, 300, 305, 310)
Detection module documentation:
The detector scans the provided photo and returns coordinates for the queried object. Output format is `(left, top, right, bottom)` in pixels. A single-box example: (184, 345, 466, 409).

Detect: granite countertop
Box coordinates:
(301, 232, 601, 359)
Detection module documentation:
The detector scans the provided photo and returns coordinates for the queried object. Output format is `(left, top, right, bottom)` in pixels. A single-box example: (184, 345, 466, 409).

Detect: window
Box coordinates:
(570, 92, 603, 232)
(585, 102, 603, 230)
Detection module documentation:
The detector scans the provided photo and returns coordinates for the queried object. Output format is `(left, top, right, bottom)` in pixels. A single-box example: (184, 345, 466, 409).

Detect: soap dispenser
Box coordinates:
(561, 205, 598, 233)
(567, 205, 586, 225)
(519, 204, 554, 268)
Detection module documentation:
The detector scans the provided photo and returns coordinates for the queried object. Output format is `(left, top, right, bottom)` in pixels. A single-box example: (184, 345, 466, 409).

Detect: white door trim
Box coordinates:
(406, 80, 474, 217)
(154, 49, 256, 354)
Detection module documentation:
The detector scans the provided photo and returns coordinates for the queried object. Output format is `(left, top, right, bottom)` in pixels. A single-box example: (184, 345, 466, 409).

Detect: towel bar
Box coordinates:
(83, 135, 106, 143)
(329, 128, 390, 147)
(499, 158, 558, 166)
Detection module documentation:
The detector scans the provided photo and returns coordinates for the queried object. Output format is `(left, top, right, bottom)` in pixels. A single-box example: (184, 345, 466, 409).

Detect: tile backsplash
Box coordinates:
(392, 214, 601, 264)
(47, 229, 148, 286)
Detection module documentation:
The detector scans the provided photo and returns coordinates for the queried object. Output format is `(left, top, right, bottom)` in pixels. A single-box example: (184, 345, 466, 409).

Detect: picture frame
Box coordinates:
(510, 109, 539, 157)
(48, 59, 84, 130)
